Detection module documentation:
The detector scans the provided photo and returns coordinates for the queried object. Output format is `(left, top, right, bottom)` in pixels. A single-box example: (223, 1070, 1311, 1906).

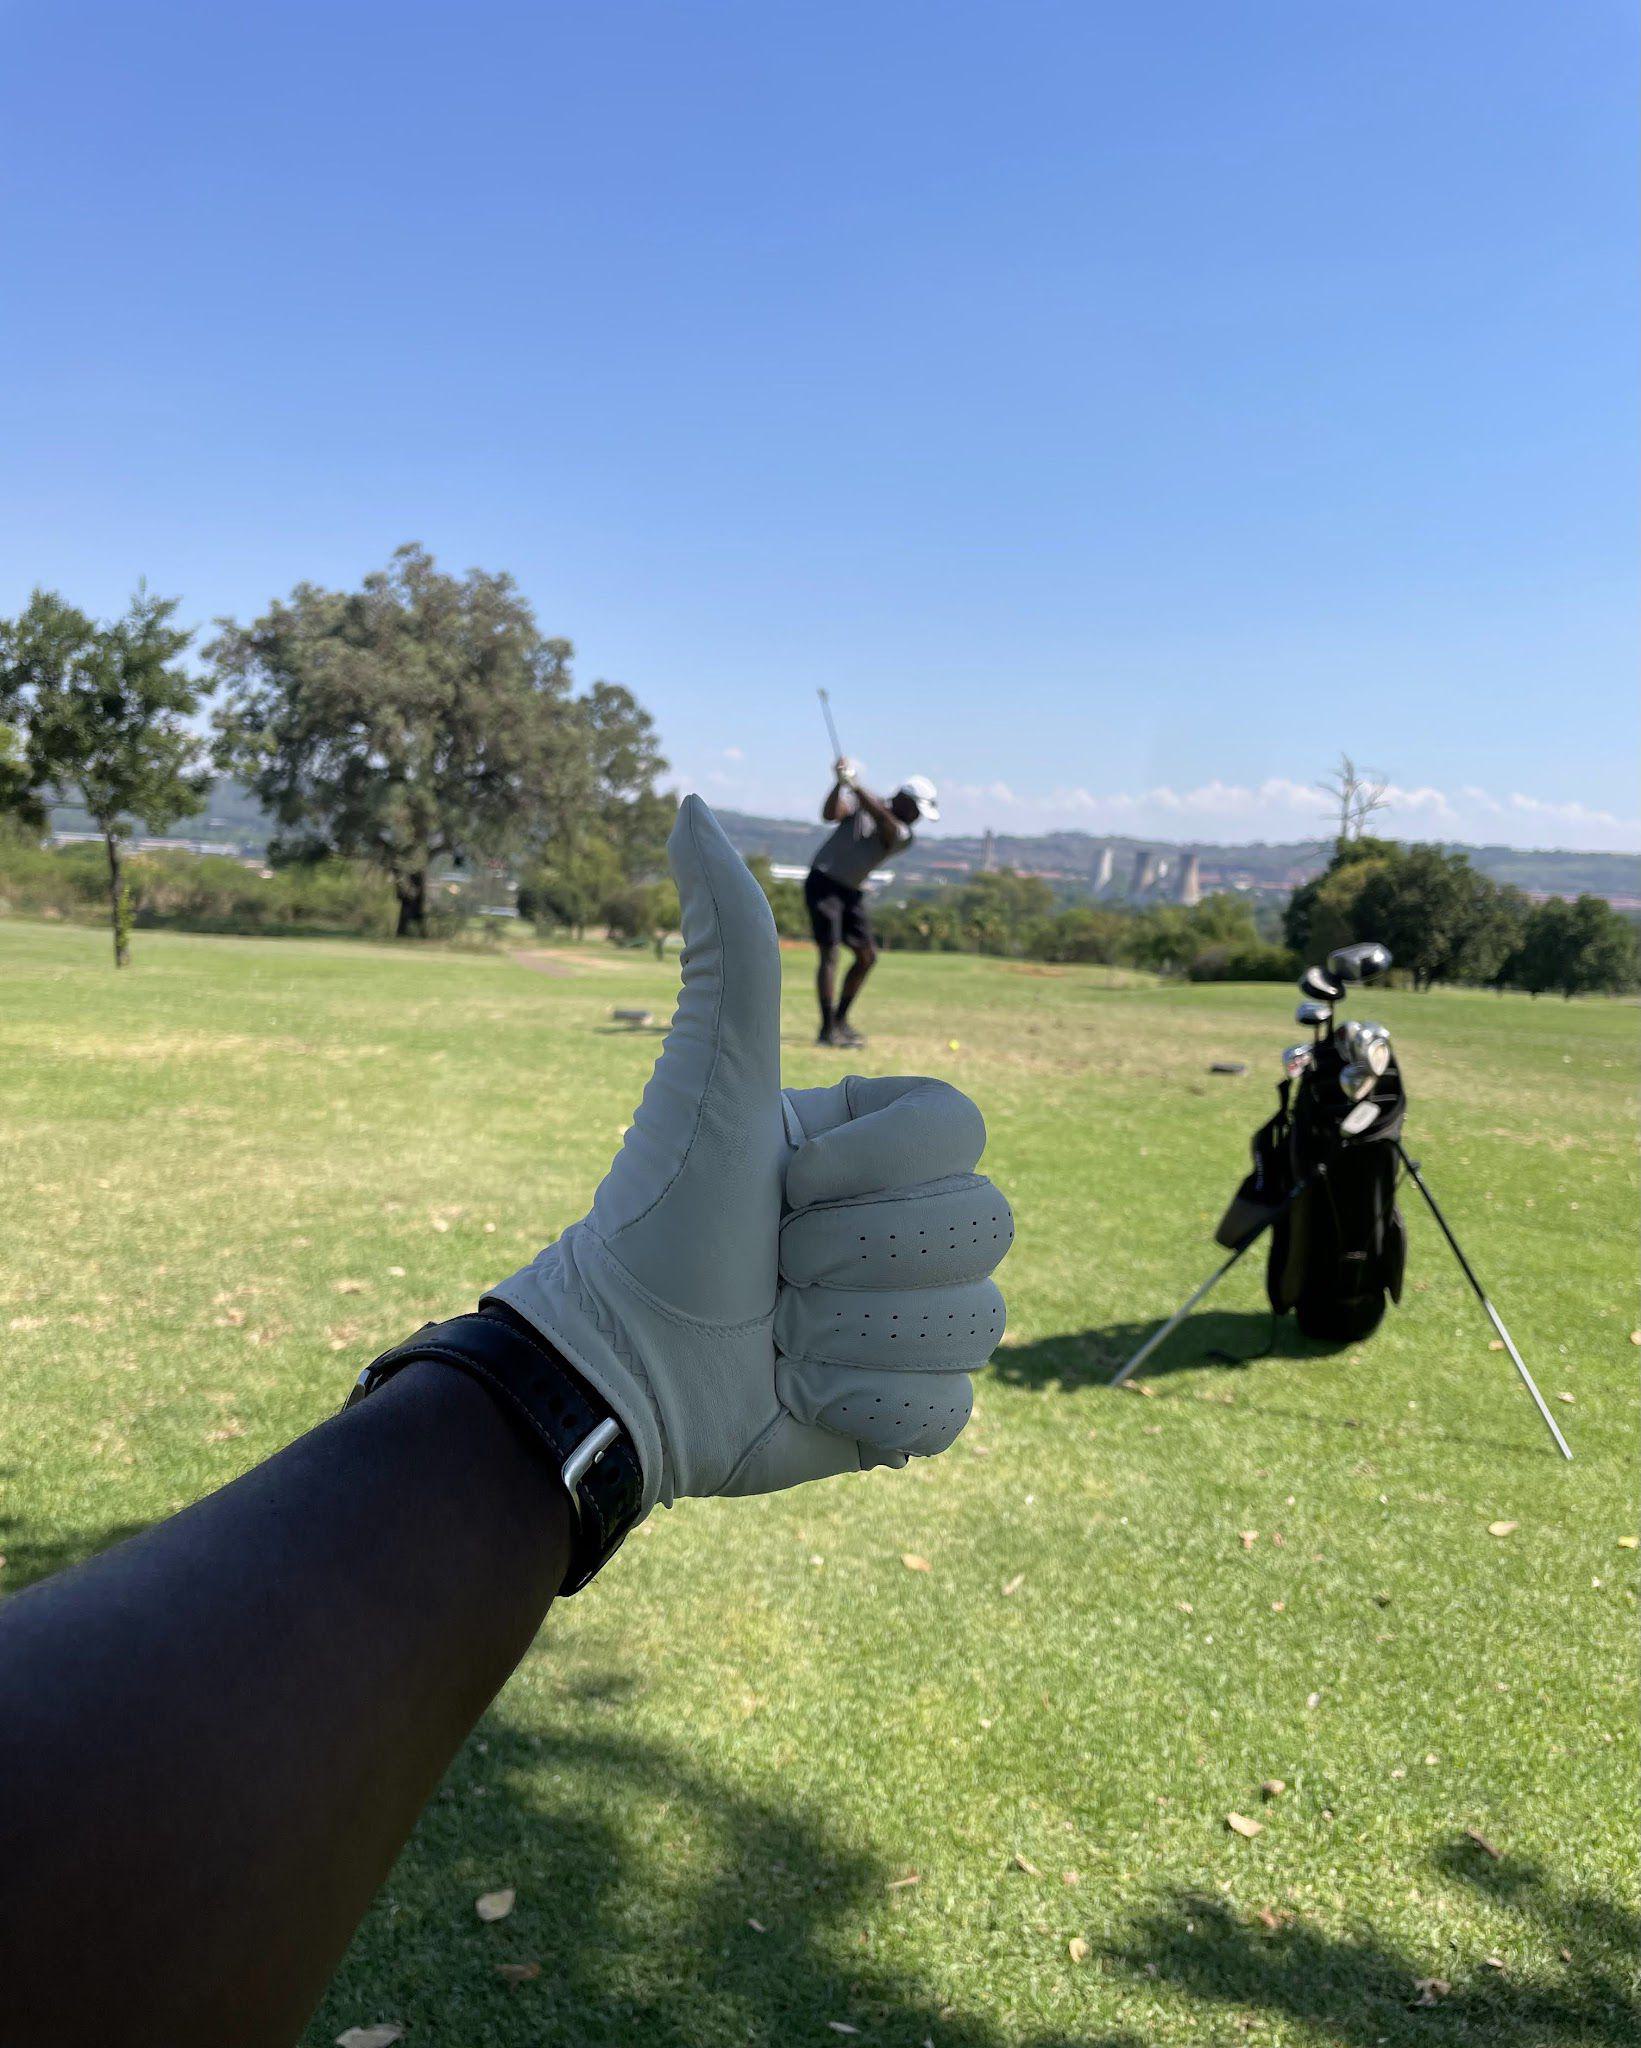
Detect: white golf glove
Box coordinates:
(491, 795, 1012, 1513)
(835, 756, 862, 788)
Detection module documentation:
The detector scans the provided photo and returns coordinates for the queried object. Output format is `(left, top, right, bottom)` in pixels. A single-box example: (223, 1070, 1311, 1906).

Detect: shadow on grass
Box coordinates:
(992, 1314, 1338, 1393)
(310, 1704, 1136, 2048)
(0, 1505, 155, 1595)
(1106, 1843, 1639, 2046)
(992, 1327, 1543, 1458)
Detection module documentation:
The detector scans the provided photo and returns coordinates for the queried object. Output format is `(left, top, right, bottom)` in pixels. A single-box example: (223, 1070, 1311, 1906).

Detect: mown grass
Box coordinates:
(1, 919, 1635, 2047)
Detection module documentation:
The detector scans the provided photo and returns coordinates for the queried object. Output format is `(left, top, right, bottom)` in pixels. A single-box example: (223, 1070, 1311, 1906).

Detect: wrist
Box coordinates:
(344, 1302, 645, 1592)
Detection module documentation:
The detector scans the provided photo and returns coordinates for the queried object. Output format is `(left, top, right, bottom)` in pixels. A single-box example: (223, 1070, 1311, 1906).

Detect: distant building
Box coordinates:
(1180, 851, 1202, 906)
(980, 828, 997, 873)
(1091, 845, 1113, 893)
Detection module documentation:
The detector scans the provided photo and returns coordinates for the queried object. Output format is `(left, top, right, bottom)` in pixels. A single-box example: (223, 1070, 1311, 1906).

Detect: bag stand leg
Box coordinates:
(1109, 1239, 1260, 1389)
(1397, 1145, 1572, 1461)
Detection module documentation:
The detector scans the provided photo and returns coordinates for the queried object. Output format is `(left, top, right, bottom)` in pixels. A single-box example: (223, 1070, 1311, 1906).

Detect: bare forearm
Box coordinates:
(0, 1364, 569, 2048)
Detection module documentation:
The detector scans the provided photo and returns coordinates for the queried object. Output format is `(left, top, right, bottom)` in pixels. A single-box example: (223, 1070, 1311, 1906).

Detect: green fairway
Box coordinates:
(2, 919, 1635, 2047)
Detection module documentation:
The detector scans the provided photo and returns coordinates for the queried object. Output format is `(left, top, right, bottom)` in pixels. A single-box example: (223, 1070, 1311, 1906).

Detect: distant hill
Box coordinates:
(713, 808, 1641, 908)
(45, 784, 1641, 908)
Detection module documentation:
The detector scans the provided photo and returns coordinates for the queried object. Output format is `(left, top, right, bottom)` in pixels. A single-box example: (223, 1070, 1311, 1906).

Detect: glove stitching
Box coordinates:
(594, 1233, 775, 1336)
(784, 1175, 987, 1220)
(775, 1344, 989, 1375)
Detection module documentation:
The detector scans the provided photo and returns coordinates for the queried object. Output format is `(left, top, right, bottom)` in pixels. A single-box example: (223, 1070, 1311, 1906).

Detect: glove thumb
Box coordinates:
(589, 795, 784, 1320)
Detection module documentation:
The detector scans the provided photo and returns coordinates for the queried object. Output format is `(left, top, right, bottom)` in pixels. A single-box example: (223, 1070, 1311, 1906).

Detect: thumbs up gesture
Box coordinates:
(491, 796, 1013, 1512)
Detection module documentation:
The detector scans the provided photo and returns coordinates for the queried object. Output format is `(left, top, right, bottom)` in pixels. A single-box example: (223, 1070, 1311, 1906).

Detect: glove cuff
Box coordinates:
(487, 1225, 670, 1515)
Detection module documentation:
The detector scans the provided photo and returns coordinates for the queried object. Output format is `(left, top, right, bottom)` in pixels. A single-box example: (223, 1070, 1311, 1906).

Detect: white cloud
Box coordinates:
(929, 774, 1637, 851)
(722, 745, 744, 761)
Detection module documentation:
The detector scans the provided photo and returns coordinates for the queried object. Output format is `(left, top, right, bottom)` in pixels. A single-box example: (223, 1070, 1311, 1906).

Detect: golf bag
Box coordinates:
(1217, 1033, 1406, 1343)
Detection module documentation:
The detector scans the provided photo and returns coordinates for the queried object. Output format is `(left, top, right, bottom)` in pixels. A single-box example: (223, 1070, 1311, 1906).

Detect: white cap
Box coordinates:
(897, 774, 940, 822)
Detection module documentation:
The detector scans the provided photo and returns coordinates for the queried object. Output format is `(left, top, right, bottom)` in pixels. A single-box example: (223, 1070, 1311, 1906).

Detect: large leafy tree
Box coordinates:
(0, 587, 209, 966)
(1509, 895, 1640, 998)
(210, 546, 605, 936)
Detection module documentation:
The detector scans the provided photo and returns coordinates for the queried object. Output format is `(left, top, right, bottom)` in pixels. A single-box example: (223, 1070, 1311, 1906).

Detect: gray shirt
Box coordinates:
(811, 805, 910, 889)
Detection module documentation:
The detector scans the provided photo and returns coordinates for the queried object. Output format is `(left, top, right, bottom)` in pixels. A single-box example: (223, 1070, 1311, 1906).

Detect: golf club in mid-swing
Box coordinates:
(817, 688, 844, 766)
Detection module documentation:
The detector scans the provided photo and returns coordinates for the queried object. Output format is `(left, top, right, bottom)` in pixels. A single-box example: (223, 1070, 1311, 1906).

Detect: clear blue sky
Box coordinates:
(1, 1, 1634, 848)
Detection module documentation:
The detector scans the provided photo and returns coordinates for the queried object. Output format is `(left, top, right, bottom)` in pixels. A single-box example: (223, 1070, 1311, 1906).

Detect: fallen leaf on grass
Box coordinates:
(1260, 1780, 1286, 1800)
(1001, 1573, 1025, 1596)
(1239, 1531, 1259, 1551)
(336, 2029, 404, 2048)
(1068, 1936, 1090, 1963)
(1464, 1828, 1502, 1859)
(748, 1917, 768, 1932)
(1122, 1379, 1154, 1396)
(1062, 1869, 1081, 1886)
(1630, 1330, 1640, 1346)
(828, 2024, 860, 2035)
(1482, 1955, 1505, 1970)
(475, 1888, 516, 1921)
(1617, 1535, 1639, 1550)
(1013, 1852, 1043, 1876)
(334, 1280, 366, 1296)
(887, 1873, 921, 1889)
(901, 1553, 931, 1573)
(1305, 1692, 1322, 1710)
(1410, 1977, 1451, 2007)
(1487, 1339, 1504, 1352)
(1226, 1813, 1263, 1839)
(1254, 1907, 1286, 1932)
(1487, 1521, 1518, 1538)
(496, 1962, 540, 1985)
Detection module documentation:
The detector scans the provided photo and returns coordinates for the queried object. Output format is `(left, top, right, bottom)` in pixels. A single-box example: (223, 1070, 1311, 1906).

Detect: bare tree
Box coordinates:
(1321, 754, 1390, 844)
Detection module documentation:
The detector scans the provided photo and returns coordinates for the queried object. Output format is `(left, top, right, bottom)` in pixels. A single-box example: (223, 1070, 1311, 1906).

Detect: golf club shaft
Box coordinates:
(817, 688, 844, 764)
(1109, 1240, 1253, 1387)
(1396, 1146, 1572, 1461)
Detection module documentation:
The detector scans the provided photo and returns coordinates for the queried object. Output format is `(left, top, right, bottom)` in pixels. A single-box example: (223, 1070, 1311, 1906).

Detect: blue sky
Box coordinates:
(1, 1, 1634, 849)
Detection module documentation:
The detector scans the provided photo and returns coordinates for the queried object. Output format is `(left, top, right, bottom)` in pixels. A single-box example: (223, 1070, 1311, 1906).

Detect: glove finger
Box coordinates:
(777, 1356, 974, 1458)
(776, 1276, 1006, 1372)
(784, 1076, 987, 1208)
(720, 1410, 906, 1496)
(780, 1175, 1015, 1290)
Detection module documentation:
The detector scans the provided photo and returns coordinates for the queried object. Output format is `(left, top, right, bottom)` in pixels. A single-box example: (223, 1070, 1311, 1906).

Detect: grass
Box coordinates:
(1, 918, 1635, 2047)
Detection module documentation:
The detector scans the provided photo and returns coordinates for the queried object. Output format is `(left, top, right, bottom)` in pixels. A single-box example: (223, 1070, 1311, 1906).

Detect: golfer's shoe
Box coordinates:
(831, 1020, 867, 1048)
(816, 1026, 843, 1048)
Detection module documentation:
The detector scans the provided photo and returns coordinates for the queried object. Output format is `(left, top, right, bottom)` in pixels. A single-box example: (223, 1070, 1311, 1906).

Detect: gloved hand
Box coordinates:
(490, 795, 1012, 1514)
(834, 756, 862, 788)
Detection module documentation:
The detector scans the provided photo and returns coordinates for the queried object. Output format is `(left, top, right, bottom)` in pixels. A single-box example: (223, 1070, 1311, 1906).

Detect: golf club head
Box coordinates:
(1296, 998, 1333, 1030)
(1300, 965, 1345, 1003)
(1327, 939, 1392, 984)
(1340, 1099, 1379, 1136)
(1281, 1042, 1313, 1079)
(1337, 1060, 1375, 1101)
(1354, 1021, 1392, 1075)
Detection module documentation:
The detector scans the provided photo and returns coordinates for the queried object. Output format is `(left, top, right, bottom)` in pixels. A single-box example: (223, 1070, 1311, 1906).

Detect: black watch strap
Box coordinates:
(343, 1301, 643, 1594)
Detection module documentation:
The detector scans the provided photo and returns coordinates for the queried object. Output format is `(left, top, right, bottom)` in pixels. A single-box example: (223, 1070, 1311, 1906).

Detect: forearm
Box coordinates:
(0, 1362, 570, 2048)
(853, 784, 902, 840)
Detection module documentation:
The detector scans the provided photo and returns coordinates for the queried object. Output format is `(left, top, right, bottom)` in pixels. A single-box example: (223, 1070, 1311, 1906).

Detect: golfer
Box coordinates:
(0, 799, 1011, 2048)
(806, 761, 939, 1046)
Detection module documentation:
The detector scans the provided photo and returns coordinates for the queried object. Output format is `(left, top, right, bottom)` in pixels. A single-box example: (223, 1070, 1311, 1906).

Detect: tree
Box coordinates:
(210, 546, 597, 937)
(0, 587, 210, 966)
(1321, 754, 1390, 845)
(1509, 895, 1640, 998)
(1283, 835, 1396, 960)
(1350, 845, 1470, 990)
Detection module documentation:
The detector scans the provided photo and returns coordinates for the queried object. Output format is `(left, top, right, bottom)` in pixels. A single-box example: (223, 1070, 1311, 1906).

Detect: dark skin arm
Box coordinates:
(0, 1362, 570, 2048)
(821, 765, 909, 844)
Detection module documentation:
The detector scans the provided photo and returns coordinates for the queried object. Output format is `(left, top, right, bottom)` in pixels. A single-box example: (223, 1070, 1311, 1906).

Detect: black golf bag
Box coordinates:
(1217, 1033, 1407, 1344)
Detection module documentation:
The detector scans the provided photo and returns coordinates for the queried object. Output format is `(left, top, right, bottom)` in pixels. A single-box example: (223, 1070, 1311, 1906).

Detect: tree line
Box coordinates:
(0, 546, 671, 963)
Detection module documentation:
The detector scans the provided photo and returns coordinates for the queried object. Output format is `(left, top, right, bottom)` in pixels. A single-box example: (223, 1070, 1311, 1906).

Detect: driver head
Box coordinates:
(1327, 939, 1392, 984)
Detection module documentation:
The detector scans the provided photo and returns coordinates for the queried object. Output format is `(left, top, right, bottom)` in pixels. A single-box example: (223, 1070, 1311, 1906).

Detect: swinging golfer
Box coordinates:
(806, 761, 939, 1047)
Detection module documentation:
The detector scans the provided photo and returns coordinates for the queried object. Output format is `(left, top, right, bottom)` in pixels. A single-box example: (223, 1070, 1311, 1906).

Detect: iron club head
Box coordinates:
(1338, 1060, 1375, 1101)
(1281, 1042, 1313, 1079)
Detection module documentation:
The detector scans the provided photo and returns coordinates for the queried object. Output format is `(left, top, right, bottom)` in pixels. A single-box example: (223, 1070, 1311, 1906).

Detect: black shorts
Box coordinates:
(805, 868, 873, 952)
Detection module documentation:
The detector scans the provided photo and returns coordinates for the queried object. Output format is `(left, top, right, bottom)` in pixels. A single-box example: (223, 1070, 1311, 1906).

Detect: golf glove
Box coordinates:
(490, 795, 1012, 1513)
